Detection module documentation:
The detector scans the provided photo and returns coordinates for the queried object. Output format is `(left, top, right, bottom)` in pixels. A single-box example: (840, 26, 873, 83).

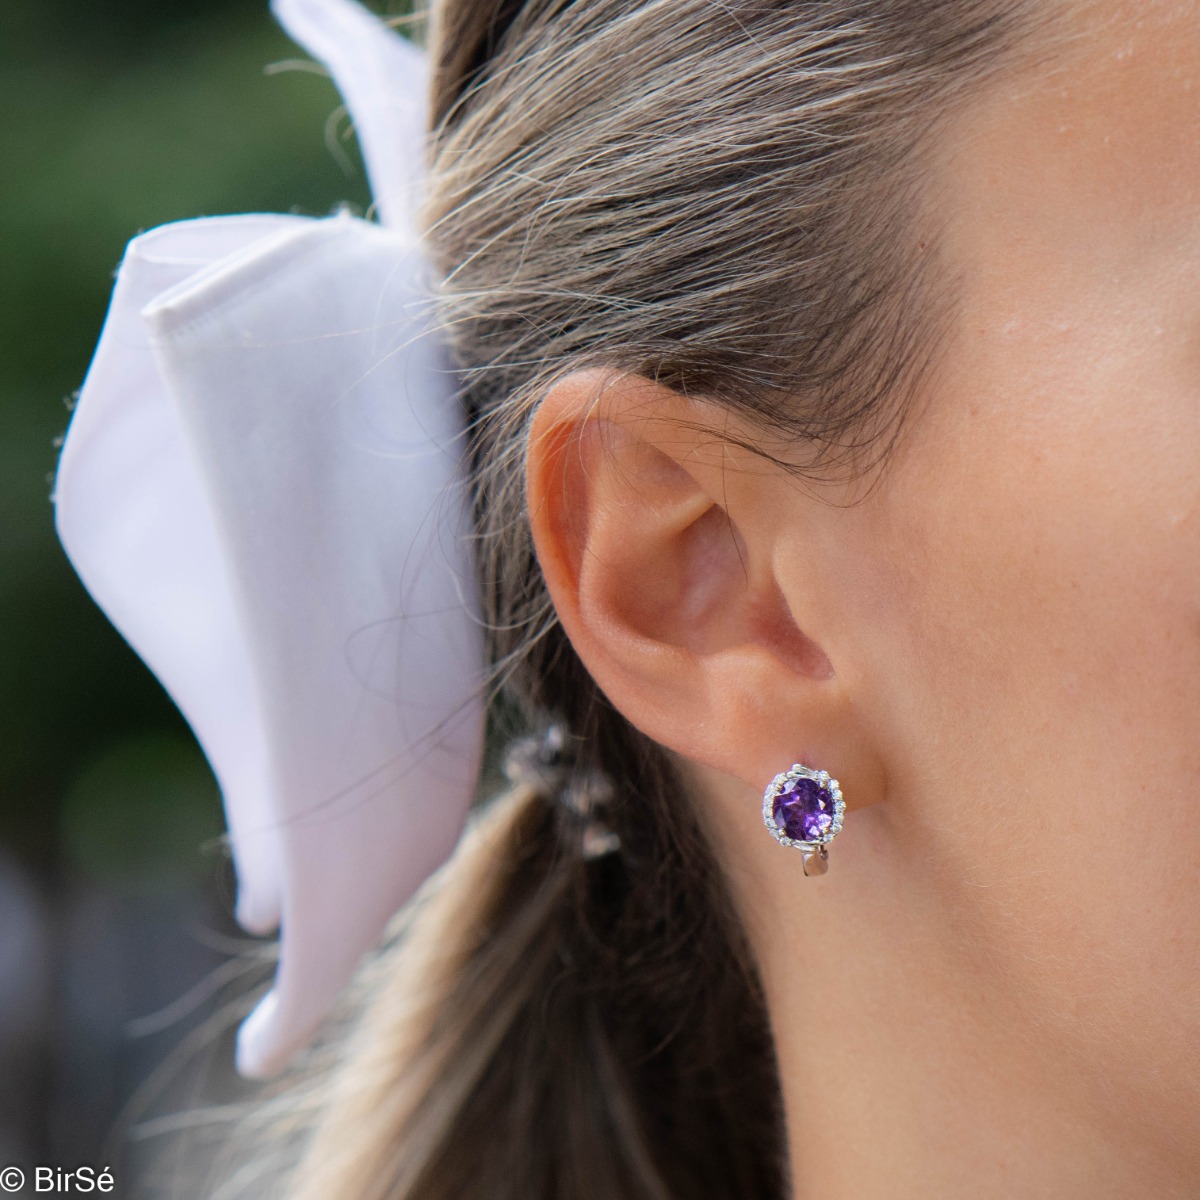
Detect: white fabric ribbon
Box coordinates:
(53, 0, 486, 1079)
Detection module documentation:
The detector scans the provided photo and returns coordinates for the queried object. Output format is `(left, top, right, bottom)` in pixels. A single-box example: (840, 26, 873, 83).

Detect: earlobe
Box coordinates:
(526, 368, 874, 807)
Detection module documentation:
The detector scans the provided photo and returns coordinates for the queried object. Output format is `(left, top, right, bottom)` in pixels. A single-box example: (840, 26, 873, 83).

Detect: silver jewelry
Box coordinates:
(762, 763, 844, 876)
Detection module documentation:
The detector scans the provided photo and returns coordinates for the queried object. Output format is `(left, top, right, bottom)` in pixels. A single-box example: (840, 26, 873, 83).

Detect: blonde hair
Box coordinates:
(219, 2, 1047, 1197)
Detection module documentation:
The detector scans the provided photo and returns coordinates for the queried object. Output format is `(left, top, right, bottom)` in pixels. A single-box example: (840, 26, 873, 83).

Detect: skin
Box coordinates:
(526, 2, 1200, 1197)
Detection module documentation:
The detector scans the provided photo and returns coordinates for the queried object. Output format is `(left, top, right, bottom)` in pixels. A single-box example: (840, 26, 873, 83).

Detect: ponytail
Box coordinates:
(283, 719, 785, 1200)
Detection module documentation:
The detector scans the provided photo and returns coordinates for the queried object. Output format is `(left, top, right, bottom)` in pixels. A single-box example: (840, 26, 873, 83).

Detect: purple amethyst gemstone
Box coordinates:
(772, 776, 835, 842)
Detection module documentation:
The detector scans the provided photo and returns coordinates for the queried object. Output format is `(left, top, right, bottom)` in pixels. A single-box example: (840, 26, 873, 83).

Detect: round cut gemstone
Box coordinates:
(772, 776, 835, 842)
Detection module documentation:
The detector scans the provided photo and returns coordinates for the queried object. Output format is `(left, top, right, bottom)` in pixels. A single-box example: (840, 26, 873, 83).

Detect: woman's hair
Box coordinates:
(235, 3, 1049, 1197)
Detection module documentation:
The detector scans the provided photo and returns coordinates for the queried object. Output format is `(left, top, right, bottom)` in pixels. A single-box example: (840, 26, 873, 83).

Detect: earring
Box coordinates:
(762, 763, 844, 876)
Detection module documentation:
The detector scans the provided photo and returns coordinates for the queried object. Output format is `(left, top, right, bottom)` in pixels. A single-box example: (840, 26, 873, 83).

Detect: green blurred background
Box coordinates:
(0, 0, 393, 1187)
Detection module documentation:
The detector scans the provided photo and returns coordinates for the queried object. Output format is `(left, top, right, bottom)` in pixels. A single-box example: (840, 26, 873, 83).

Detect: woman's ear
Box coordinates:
(526, 368, 879, 807)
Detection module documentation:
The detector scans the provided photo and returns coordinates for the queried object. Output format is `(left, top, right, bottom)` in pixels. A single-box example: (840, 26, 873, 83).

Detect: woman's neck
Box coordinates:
(690, 765, 1193, 1200)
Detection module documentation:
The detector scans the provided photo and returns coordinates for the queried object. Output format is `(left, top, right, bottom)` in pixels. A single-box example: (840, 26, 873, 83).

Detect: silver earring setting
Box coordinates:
(762, 763, 844, 876)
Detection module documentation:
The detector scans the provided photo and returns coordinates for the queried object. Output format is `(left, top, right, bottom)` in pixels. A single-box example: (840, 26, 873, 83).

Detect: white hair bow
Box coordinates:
(53, 0, 486, 1079)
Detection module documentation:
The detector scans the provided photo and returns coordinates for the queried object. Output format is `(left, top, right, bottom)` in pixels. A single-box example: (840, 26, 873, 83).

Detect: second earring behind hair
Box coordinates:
(762, 764, 844, 876)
